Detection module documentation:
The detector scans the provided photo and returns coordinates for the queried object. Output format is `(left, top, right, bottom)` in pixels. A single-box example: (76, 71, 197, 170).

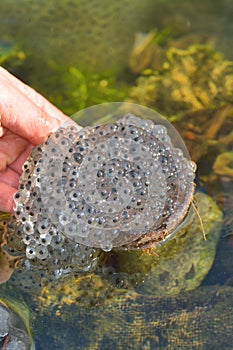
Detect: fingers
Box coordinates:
(0, 181, 16, 213)
(0, 67, 82, 213)
(0, 130, 29, 172)
(0, 67, 70, 144)
(0, 168, 19, 188)
(0, 142, 34, 213)
(0, 67, 67, 121)
(8, 143, 34, 174)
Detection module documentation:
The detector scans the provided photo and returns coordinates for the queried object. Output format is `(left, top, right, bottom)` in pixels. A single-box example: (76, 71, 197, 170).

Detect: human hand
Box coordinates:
(0, 67, 70, 213)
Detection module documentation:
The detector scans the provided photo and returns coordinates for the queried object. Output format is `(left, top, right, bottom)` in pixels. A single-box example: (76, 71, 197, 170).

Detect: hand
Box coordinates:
(0, 67, 70, 213)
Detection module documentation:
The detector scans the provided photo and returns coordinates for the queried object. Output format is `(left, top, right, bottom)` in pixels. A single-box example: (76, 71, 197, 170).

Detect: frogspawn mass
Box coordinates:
(2, 107, 196, 283)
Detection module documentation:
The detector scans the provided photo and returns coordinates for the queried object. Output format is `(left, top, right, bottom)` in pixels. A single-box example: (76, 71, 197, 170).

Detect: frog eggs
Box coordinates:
(12, 103, 196, 259)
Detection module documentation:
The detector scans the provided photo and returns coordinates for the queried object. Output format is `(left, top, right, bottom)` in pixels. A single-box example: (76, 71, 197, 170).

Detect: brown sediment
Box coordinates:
(0, 251, 14, 284)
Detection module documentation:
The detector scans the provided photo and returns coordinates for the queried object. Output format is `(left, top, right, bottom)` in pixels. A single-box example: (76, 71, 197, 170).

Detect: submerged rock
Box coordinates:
(0, 300, 33, 350)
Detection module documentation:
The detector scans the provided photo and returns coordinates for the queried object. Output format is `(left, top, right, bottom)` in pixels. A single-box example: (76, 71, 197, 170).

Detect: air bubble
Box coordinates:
(100, 240, 113, 252)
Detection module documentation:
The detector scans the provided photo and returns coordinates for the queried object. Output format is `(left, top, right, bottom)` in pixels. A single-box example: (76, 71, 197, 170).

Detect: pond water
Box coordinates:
(0, 0, 232, 349)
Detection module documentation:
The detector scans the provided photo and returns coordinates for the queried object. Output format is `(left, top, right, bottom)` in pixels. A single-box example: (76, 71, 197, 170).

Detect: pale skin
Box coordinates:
(0, 67, 70, 213)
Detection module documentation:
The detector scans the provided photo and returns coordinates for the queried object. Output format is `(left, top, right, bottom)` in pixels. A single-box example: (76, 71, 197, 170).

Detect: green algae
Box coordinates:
(28, 64, 128, 116)
(0, 41, 25, 70)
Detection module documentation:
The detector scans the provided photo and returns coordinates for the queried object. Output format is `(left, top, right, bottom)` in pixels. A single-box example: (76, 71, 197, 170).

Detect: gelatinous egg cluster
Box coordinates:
(8, 113, 196, 264)
(3, 215, 97, 284)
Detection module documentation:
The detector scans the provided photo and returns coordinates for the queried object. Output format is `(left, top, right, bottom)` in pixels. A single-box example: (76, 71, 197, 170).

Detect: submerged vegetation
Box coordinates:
(128, 44, 233, 116)
(0, 41, 25, 70)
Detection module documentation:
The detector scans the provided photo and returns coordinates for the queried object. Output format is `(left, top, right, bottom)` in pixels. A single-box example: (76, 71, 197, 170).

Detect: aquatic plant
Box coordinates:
(128, 44, 233, 117)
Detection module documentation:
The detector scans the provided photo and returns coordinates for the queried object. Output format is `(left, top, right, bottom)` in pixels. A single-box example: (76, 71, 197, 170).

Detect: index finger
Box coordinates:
(0, 67, 70, 144)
